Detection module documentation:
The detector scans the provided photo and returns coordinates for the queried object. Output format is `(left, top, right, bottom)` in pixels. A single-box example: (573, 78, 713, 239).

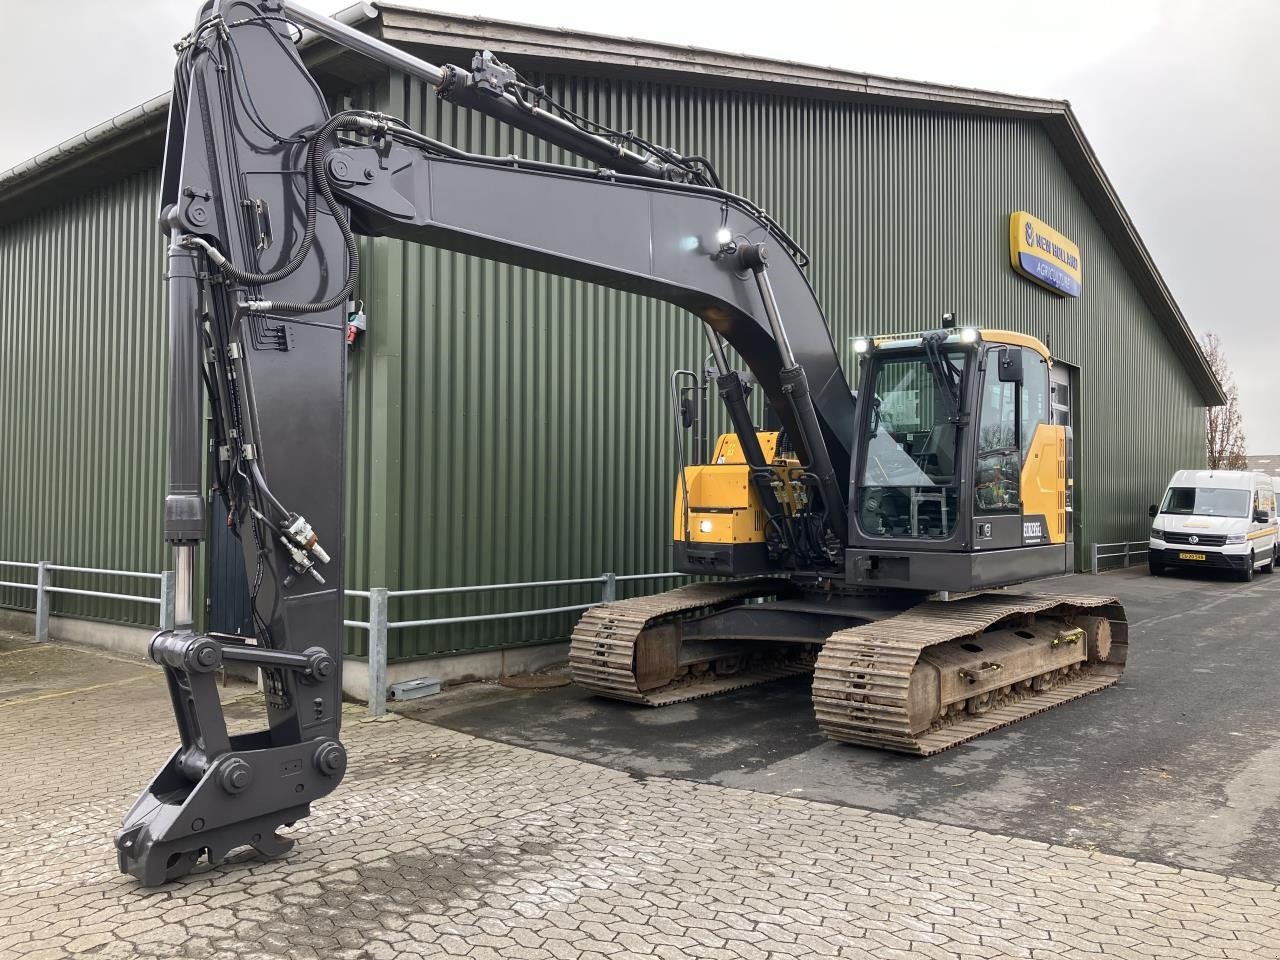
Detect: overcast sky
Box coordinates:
(2, 0, 1276, 450)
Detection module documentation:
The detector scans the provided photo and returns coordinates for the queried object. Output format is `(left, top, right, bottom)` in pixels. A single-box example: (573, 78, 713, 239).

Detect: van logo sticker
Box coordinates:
(1189, 535, 1199, 545)
(1023, 521, 1043, 540)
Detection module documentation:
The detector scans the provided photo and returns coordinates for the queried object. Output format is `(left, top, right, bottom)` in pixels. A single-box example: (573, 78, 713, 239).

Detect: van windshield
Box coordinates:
(1160, 486, 1250, 518)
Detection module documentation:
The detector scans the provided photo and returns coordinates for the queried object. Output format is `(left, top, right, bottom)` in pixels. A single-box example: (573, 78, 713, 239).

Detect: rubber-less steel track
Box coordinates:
(811, 592, 1128, 756)
(569, 579, 807, 706)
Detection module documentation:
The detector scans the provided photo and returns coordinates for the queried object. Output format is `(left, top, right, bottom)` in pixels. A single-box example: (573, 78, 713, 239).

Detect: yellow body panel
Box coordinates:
(867, 328, 1052, 362)
(674, 432, 796, 545)
(978, 329, 1052, 362)
(1021, 423, 1068, 544)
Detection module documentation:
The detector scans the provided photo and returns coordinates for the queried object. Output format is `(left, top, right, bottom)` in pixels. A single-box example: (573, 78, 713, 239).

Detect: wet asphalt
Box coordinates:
(405, 565, 1280, 883)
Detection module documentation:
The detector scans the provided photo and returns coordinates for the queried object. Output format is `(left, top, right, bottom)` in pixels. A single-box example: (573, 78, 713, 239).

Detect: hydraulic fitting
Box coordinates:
(286, 515, 331, 564)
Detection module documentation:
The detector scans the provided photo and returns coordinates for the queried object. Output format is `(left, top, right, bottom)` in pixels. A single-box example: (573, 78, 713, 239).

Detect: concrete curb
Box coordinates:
(0, 608, 569, 701)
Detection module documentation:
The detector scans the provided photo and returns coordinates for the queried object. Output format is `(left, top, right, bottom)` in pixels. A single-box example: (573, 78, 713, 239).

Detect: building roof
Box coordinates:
(0, 2, 1224, 405)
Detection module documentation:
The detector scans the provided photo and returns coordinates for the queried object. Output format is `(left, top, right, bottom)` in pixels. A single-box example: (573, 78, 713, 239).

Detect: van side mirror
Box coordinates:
(997, 347, 1023, 384)
(1148, 504, 1158, 519)
(1255, 509, 1269, 524)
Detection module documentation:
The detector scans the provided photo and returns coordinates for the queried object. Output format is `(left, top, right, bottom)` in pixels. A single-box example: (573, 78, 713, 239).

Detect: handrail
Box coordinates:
(2, 559, 684, 718)
(0, 559, 175, 638)
(343, 570, 689, 716)
(1090, 540, 1150, 574)
(391, 601, 596, 630)
(47, 563, 163, 580)
(389, 576, 607, 598)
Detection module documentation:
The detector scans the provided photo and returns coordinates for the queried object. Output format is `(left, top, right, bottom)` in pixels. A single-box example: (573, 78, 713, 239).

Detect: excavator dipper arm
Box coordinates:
(117, 0, 853, 884)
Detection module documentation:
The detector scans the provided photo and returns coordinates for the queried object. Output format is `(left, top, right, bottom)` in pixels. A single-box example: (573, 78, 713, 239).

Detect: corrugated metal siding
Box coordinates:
(0, 69, 1204, 654)
(0, 170, 169, 624)
(361, 72, 1203, 659)
(347, 73, 711, 658)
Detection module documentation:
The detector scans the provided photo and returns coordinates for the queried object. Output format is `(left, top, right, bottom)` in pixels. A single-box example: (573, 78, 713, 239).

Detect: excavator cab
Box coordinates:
(845, 327, 1072, 592)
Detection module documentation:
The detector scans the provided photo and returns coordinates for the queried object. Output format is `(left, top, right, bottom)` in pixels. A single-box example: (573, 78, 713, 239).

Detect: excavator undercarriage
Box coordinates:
(570, 581, 1127, 755)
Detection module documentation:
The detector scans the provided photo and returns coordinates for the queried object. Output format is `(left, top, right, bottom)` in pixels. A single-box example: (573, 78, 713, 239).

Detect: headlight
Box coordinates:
(852, 338, 871, 354)
(1226, 533, 1247, 544)
(1151, 524, 1165, 537)
(699, 519, 714, 534)
(958, 327, 979, 344)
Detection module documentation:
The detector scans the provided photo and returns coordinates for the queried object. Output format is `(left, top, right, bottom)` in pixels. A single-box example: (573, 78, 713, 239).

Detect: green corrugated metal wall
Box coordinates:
(0, 170, 170, 625)
(360, 70, 1204, 657)
(0, 65, 1205, 656)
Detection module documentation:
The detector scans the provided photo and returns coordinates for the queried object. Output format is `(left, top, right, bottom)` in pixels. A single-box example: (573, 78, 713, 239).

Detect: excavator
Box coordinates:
(116, 0, 1128, 885)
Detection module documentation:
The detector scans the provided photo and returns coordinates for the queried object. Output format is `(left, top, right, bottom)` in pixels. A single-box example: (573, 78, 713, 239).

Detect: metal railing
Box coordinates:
(3, 558, 681, 717)
(1090, 541, 1150, 574)
(345, 571, 686, 717)
(0, 560, 175, 640)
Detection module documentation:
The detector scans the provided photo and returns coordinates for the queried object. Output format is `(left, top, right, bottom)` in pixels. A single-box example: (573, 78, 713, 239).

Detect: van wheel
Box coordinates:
(1240, 552, 1256, 582)
(1263, 552, 1275, 575)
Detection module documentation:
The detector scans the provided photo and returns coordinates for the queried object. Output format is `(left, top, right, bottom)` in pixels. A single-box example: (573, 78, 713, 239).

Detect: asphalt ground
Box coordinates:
(406, 566, 1280, 884)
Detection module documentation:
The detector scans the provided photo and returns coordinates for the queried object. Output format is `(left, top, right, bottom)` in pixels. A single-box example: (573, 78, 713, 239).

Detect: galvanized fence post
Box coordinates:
(368, 587, 389, 717)
(1091, 543, 1099, 575)
(35, 560, 50, 642)
(159, 570, 176, 631)
(601, 571, 617, 603)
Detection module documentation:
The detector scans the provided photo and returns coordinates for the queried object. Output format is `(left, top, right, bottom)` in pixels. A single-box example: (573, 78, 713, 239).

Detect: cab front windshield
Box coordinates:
(858, 348, 968, 539)
(1160, 486, 1250, 518)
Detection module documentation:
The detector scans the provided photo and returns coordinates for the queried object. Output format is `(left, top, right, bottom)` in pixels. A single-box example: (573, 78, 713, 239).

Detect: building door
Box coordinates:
(1049, 359, 1084, 571)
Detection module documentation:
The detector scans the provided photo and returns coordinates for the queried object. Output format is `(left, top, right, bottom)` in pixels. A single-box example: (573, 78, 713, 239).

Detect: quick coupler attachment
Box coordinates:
(116, 630, 346, 885)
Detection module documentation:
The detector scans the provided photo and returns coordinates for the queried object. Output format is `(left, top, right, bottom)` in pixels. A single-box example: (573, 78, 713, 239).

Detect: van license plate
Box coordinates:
(1178, 552, 1206, 561)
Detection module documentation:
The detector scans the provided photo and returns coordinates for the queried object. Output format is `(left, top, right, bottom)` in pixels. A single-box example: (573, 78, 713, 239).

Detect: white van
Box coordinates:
(1149, 470, 1279, 580)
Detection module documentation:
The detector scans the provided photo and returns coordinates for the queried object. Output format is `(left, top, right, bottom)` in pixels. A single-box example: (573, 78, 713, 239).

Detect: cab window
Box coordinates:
(1020, 348, 1049, 457)
(975, 348, 1019, 512)
(1253, 488, 1273, 520)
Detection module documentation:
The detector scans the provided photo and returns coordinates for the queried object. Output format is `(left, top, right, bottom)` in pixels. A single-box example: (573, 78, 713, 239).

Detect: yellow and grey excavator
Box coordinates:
(571, 326, 1126, 754)
(116, 0, 1126, 885)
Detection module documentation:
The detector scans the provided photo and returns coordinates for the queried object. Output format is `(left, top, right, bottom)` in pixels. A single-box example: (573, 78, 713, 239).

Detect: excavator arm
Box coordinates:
(116, 0, 856, 884)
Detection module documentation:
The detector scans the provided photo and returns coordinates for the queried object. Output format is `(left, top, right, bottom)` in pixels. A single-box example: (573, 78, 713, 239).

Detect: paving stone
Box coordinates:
(3, 641, 1280, 959)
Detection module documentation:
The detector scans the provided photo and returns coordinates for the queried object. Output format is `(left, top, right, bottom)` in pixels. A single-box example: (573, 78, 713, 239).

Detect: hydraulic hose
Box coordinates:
(184, 112, 378, 314)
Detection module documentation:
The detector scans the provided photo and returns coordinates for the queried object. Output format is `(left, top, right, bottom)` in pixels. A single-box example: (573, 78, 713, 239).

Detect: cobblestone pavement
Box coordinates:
(3, 637, 1280, 959)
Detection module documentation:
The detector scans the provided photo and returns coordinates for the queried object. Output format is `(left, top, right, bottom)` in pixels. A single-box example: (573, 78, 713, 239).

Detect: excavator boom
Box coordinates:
(118, 0, 853, 884)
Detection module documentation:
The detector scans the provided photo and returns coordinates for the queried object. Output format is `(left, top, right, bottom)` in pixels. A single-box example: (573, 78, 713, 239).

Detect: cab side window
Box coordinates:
(975, 348, 1019, 512)
(1020, 348, 1049, 456)
(1254, 489, 1268, 519)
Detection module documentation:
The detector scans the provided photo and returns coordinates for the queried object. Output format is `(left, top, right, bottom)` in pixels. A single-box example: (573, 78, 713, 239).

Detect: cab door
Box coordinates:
(971, 344, 1061, 551)
(1018, 349, 1062, 547)
(972, 347, 1023, 550)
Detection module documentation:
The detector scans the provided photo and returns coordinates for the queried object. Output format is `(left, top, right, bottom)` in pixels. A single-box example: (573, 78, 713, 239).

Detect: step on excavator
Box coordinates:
(116, 0, 1127, 885)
